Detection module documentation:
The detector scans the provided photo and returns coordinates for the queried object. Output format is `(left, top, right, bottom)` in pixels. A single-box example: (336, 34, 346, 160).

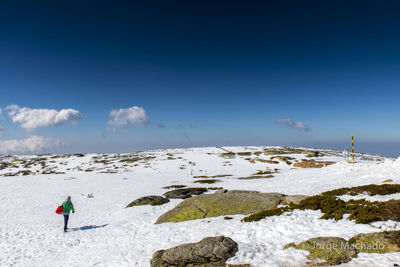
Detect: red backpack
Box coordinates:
(56, 205, 63, 214)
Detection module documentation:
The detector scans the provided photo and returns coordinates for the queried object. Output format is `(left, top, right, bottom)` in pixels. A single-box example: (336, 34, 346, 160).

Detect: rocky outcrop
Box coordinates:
(293, 161, 335, 168)
(156, 190, 284, 223)
(125, 195, 169, 207)
(284, 231, 400, 265)
(163, 188, 208, 199)
(287, 237, 357, 265)
(349, 231, 400, 253)
(150, 236, 238, 267)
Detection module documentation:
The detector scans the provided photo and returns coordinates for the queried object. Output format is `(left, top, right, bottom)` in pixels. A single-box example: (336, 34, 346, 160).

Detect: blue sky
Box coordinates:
(0, 1, 400, 156)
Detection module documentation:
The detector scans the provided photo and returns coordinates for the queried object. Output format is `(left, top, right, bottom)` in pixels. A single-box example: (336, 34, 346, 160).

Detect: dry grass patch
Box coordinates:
(211, 174, 232, 178)
(256, 159, 279, 164)
(238, 175, 274, 180)
(237, 152, 252, 156)
(294, 160, 335, 168)
(194, 179, 220, 184)
(220, 152, 236, 159)
(162, 185, 186, 189)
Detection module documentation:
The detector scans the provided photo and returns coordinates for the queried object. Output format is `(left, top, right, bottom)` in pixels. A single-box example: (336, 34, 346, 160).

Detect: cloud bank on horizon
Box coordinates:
(0, 136, 60, 154)
(0, 104, 313, 154)
(275, 118, 311, 132)
(0, 105, 82, 153)
(6, 105, 83, 131)
(0, 105, 154, 153)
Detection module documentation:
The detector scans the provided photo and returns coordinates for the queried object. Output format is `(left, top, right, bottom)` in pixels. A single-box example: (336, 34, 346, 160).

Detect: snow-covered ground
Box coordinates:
(0, 146, 399, 266)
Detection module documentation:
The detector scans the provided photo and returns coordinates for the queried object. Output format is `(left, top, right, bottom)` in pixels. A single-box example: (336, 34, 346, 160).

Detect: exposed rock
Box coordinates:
(287, 237, 357, 265)
(156, 190, 284, 223)
(194, 179, 220, 184)
(163, 188, 208, 199)
(285, 231, 400, 266)
(150, 250, 166, 267)
(293, 161, 335, 168)
(283, 195, 309, 205)
(150, 236, 238, 267)
(162, 184, 186, 189)
(214, 189, 228, 194)
(349, 231, 400, 253)
(125, 195, 169, 208)
(237, 175, 274, 180)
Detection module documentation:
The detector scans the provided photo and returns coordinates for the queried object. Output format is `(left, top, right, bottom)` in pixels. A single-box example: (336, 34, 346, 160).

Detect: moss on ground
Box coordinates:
(254, 169, 277, 175)
(162, 185, 186, 189)
(119, 158, 141, 163)
(293, 160, 335, 168)
(194, 179, 220, 184)
(241, 206, 292, 222)
(271, 156, 294, 165)
(256, 159, 279, 164)
(348, 231, 400, 253)
(285, 231, 400, 266)
(220, 153, 236, 159)
(237, 152, 252, 156)
(324, 183, 400, 196)
(211, 174, 232, 178)
(238, 175, 274, 180)
(294, 237, 357, 265)
(305, 151, 322, 157)
(242, 184, 400, 224)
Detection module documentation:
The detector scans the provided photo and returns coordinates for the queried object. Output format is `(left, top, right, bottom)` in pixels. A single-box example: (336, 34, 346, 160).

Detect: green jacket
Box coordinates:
(62, 201, 75, 214)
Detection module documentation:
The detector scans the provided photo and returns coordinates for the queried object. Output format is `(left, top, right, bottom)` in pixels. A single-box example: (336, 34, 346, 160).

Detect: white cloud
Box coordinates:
(0, 107, 2, 116)
(0, 136, 60, 154)
(6, 105, 83, 131)
(275, 118, 311, 132)
(108, 106, 149, 127)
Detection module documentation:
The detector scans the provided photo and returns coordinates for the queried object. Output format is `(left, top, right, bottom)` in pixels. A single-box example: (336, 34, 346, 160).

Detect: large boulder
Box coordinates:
(284, 231, 400, 266)
(125, 195, 169, 207)
(349, 231, 400, 253)
(156, 190, 284, 223)
(286, 237, 357, 265)
(163, 188, 208, 199)
(150, 236, 238, 267)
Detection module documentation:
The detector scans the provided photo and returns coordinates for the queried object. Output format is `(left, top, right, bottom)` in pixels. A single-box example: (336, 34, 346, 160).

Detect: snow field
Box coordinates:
(0, 146, 399, 266)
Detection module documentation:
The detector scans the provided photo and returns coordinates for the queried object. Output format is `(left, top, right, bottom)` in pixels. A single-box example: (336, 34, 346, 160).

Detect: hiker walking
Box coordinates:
(62, 196, 75, 232)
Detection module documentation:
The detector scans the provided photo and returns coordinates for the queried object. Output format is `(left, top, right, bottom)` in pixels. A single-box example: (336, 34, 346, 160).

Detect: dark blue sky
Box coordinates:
(0, 1, 400, 156)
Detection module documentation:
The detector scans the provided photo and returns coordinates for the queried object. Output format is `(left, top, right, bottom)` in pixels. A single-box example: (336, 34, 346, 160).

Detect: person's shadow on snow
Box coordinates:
(70, 224, 109, 231)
